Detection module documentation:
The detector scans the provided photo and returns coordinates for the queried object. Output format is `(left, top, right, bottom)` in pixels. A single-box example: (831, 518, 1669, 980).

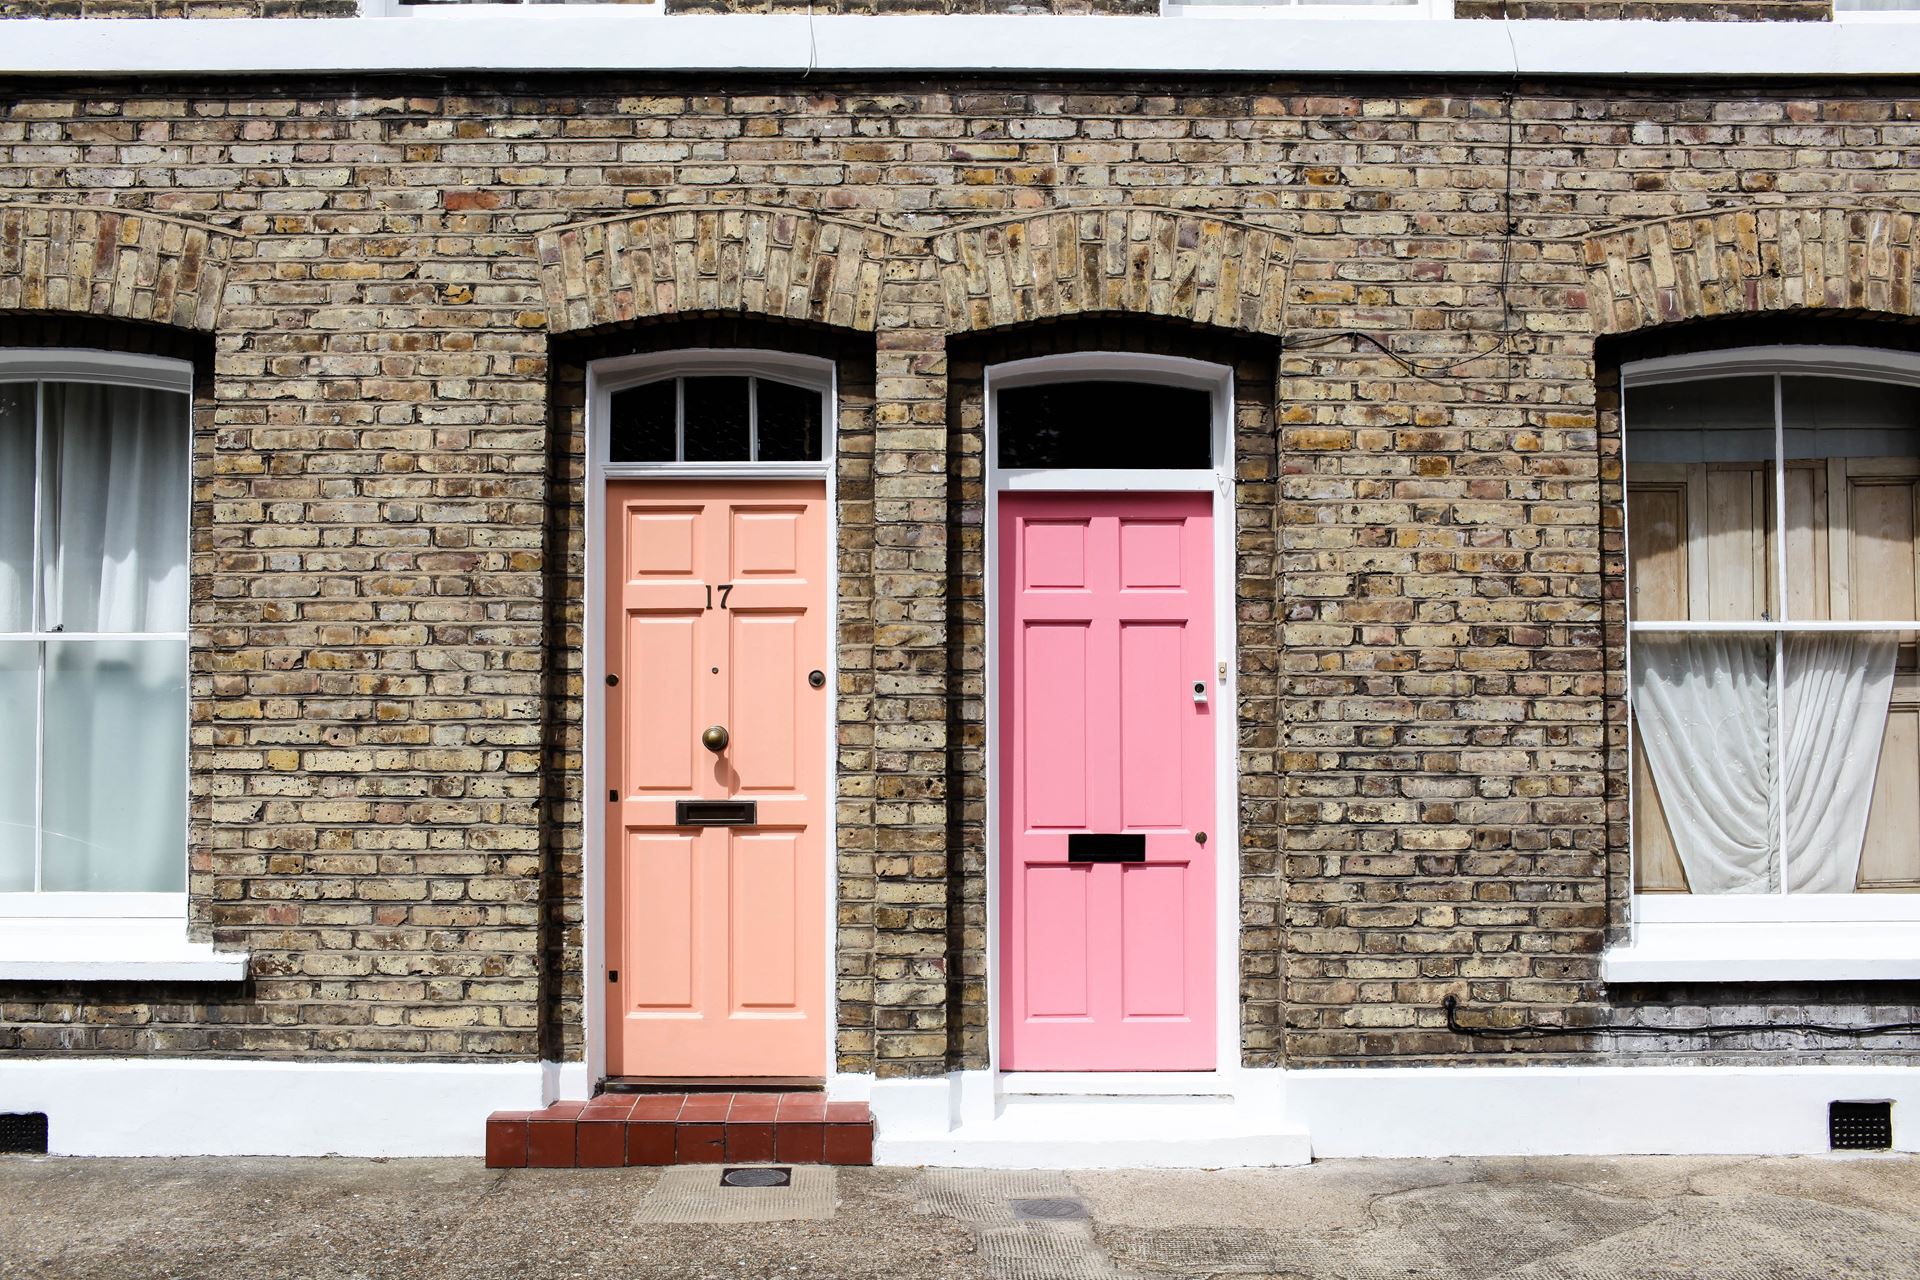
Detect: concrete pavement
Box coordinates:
(3, 1153, 1916, 1279)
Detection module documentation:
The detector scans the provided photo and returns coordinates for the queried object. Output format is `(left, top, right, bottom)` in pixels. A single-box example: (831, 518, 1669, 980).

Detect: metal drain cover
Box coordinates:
(1011, 1197, 1089, 1221)
(721, 1166, 793, 1188)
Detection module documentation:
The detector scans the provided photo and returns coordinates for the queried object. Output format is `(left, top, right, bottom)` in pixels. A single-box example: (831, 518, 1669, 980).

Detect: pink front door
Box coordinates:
(605, 480, 828, 1078)
(999, 491, 1216, 1071)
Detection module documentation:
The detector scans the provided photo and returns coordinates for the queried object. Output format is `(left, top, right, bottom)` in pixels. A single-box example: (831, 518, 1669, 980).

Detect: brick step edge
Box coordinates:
(485, 1097, 873, 1169)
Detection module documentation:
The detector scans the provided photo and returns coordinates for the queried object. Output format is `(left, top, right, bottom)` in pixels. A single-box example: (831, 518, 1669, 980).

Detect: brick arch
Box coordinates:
(0, 204, 241, 332)
(932, 210, 1293, 337)
(1583, 205, 1918, 336)
(535, 206, 889, 334)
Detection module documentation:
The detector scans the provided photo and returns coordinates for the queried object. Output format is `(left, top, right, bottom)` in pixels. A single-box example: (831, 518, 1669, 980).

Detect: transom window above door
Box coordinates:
(1624, 349, 1920, 900)
(996, 380, 1212, 471)
(609, 374, 824, 464)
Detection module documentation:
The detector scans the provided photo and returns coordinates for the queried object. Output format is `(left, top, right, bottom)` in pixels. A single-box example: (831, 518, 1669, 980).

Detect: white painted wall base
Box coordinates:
(0, 1058, 555, 1156)
(1288, 1064, 1920, 1158)
(3, 1058, 1913, 1161)
(862, 1064, 1920, 1167)
(542, 1058, 590, 1105)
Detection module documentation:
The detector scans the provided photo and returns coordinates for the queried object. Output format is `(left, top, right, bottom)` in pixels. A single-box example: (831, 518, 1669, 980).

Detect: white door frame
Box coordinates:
(582, 348, 840, 1088)
(983, 351, 1242, 1091)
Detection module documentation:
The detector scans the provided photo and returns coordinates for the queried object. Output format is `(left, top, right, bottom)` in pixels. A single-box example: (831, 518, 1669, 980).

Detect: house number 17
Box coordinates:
(705, 584, 734, 609)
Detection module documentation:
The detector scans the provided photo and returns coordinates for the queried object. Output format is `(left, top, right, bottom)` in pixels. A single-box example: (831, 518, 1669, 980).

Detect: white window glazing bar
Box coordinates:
(30, 380, 45, 893)
(1629, 620, 1920, 632)
(1773, 373, 1788, 896)
(674, 377, 685, 463)
(748, 376, 759, 463)
(16, 632, 190, 642)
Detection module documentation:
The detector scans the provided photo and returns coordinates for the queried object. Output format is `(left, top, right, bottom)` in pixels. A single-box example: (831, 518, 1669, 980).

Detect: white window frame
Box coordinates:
(1605, 344, 1920, 984)
(0, 349, 243, 982)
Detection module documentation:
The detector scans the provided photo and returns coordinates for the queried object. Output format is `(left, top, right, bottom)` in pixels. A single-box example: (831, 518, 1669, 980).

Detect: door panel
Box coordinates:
(1120, 863, 1188, 1017)
(1000, 490, 1216, 1071)
(626, 832, 698, 1009)
(606, 479, 827, 1078)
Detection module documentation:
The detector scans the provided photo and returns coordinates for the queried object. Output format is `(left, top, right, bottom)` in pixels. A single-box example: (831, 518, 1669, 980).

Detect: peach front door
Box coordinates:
(605, 480, 828, 1078)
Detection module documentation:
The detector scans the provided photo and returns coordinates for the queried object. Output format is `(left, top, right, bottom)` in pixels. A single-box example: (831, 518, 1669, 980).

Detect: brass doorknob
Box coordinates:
(701, 724, 730, 753)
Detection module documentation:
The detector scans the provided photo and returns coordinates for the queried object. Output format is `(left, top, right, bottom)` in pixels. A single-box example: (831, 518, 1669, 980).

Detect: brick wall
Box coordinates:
(1, 77, 1918, 1071)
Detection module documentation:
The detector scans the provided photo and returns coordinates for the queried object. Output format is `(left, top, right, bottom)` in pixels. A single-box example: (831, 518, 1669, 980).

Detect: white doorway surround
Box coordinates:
(846, 352, 1310, 1168)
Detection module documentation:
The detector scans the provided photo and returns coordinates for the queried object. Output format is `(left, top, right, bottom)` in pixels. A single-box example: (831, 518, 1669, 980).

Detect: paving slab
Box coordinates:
(1, 1153, 1915, 1280)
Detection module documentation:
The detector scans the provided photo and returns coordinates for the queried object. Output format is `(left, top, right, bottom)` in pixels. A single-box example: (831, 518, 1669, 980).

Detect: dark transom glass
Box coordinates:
(997, 381, 1211, 470)
(607, 373, 825, 464)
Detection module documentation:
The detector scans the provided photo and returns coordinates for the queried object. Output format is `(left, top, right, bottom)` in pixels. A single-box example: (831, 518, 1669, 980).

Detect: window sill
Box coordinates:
(1602, 921, 1920, 984)
(0, 919, 249, 983)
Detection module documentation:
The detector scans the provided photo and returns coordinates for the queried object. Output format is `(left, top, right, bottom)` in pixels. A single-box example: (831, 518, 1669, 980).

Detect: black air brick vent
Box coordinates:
(1829, 1100, 1893, 1151)
(0, 1113, 48, 1154)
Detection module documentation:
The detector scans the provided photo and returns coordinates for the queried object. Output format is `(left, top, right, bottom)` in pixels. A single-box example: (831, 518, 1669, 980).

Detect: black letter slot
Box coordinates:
(675, 800, 759, 827)
(1067, 833, 1146, 863)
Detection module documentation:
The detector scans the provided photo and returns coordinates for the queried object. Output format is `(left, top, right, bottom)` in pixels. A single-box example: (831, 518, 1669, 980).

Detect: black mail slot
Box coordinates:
(1067, 833, 1145, 863)
(676, 800, 758, 827)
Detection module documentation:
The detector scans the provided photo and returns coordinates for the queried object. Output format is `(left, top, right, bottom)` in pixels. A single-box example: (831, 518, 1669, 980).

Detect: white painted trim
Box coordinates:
(999, 1070, 1232, 1096)
(998, 468, 1218, 493)
(583, 348, 839, 1090)
(868, 1069, 1309, 1168)
(361, 0, 664, 16)
(859, 1064, 1920, 1164)
(6, 16, 1920, 77)
(542, 1057, 591, 1104)
(1623, 345, 1920, 390)
(0, 891, 181, 919)
(1603, 921, 1920, 982)
(983, 352, 1240, 1085)
(9, 1058, 1917, 1160)
(0, 1058, 550, 1156)
(1165, 0, 1451, 18)
(0, 918, 246, 981)
(1832, 4, 1920, 20)
(1639, 894, 1920, 923)
(1285, 1064, 1920, 1157)
(0, 350, 193, 394)
(1630, 620, 1920, 632)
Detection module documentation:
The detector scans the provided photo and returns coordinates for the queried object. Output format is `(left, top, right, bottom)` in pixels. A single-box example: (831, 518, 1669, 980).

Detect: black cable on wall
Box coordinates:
(1444, 995, 1920, 1041)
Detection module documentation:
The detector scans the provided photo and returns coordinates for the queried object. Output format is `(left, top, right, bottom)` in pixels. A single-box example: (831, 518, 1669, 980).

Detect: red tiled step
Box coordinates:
(484, 1093, 873, 1169)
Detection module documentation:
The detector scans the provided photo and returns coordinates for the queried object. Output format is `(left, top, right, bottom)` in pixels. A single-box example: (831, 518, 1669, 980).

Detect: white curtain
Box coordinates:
(0, 384, 32, 632)
(1632, 634, 1777, 894)
(11, 382, 190, 894)
(1783, 633, 1898, 894)
(39, 382, 188, 634)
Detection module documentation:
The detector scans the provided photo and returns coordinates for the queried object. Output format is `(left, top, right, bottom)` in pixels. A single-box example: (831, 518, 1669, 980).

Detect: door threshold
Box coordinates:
(601, 1076, 826, 1094)
(999, 1071, 1229, 1097)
